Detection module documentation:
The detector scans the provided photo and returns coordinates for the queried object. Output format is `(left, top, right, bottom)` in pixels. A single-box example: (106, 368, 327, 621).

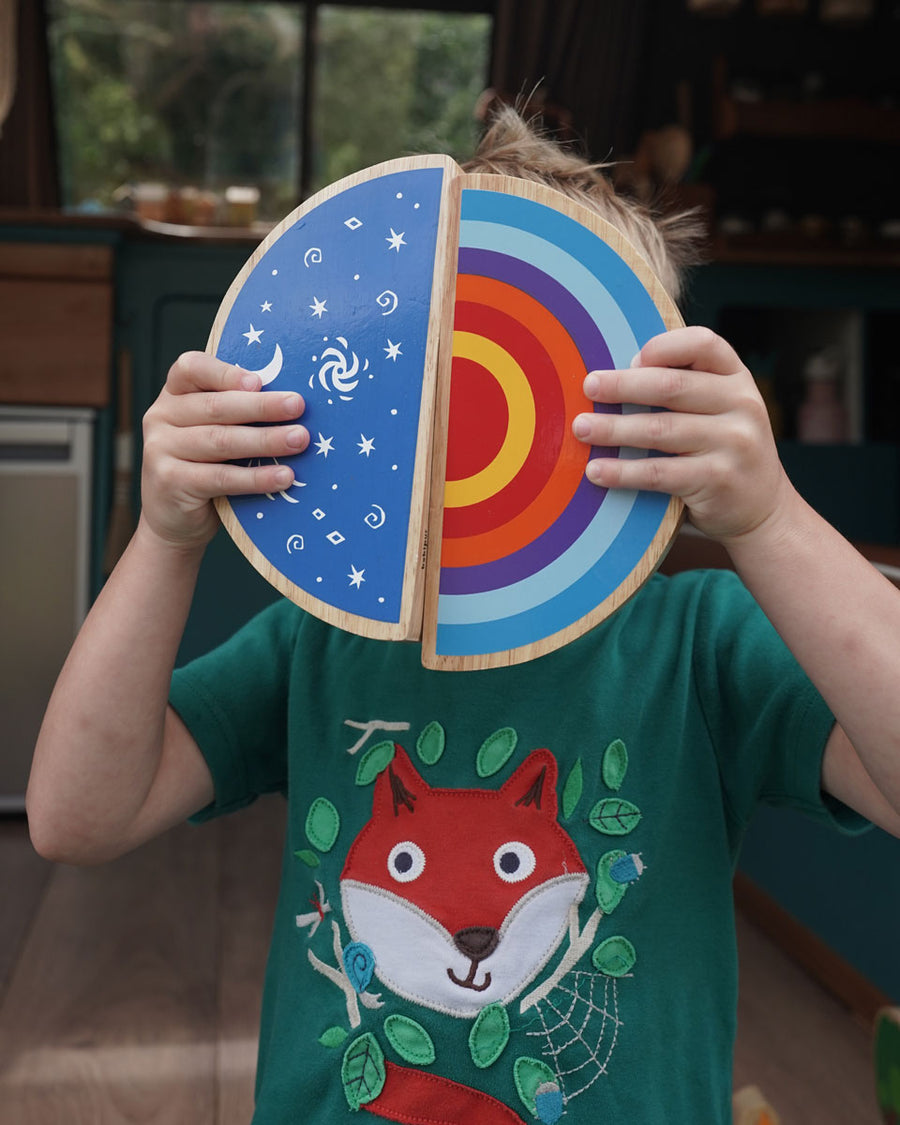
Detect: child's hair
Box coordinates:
(462, 106, 704, 304)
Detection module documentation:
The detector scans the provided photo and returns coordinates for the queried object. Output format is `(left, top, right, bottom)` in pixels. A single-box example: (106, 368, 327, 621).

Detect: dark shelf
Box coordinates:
(715, 95, 900, 143)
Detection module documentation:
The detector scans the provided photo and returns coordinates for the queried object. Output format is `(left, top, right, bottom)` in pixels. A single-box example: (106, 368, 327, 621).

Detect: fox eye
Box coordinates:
(388, 840, 425, 883)
(493, 841, 536, 883)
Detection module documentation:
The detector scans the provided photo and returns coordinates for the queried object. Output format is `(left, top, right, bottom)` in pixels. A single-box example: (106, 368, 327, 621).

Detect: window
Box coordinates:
(47, 1, 492, 224)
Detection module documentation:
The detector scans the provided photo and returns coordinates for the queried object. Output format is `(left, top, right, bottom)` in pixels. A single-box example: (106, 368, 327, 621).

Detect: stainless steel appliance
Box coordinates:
(0, 406, 94, 811)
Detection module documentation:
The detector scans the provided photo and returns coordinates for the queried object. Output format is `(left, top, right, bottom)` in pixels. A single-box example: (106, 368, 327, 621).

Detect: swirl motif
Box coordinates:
(364, 504, 386, 529)
(303, 246, 323, 267)
(343, 941, 376, 994)
(376, 289, 399, 315)
(316, 335, 361, 395)
(285, 534, 305, 554)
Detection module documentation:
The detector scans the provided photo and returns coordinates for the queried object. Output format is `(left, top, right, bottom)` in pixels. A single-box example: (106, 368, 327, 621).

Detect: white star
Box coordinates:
(386, 228, 406, 252)
(348, 565, 366, 589)
(243, 324, 264, 344)
(314, 433, 335, 458)
(384, 340, 402, 361)
(358, 434, 375, 457)
(260, 300, 272, 312)
(309, 296, 327, 318)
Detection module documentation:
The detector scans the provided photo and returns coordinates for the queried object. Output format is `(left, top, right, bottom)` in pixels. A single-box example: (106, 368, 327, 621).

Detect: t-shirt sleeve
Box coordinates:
(687, 569, 870, 837)
(169, 599, 304, 822)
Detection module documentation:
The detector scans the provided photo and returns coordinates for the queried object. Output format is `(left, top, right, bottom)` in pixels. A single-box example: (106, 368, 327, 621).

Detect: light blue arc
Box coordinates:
(435, 490, 669, 655)
(460, 218, 639, 367)
(437, 483, 639, 626)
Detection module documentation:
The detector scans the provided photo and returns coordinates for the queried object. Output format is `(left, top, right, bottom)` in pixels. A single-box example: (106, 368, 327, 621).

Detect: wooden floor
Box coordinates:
(0, 798, 884, 1123)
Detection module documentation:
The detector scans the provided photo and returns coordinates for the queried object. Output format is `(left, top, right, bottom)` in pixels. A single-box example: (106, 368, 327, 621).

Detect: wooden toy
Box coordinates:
(209, 158, 683, 670)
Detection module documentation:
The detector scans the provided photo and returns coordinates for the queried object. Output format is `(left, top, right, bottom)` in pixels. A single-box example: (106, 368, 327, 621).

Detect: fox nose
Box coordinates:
(453, 926, 499, 962)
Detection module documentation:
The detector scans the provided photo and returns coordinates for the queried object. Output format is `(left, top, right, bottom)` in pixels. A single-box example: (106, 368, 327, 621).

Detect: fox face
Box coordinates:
(340, 747, 588, 1018)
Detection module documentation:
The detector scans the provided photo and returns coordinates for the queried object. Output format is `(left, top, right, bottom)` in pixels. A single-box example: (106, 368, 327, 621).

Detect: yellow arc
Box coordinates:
(445, 331, 536, 509)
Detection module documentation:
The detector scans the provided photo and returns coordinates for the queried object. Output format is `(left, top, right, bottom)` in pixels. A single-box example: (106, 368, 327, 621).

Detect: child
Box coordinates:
(28, 110, 900, 1124)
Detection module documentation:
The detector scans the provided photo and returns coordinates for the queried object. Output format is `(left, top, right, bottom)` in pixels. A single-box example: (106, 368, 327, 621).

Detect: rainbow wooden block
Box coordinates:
(209, 158, 683, 670)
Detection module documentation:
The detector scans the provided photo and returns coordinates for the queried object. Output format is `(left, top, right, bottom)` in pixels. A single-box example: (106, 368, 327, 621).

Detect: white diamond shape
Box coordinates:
(344, 217, 363, 230)
(312, 508, 325, 521)
(326, 530, 346, 545)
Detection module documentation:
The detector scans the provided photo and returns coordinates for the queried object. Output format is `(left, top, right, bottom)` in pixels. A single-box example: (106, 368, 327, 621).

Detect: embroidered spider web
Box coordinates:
(525, 970, 623, 1105)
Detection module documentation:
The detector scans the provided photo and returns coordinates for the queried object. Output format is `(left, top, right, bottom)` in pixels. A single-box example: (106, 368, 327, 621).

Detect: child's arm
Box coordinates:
(27, 352, 308, 864)
(573, 326, 900, 837)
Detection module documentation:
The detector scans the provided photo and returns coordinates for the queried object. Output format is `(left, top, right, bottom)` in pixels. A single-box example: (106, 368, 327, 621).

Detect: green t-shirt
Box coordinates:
(170, 569, 864, 1124)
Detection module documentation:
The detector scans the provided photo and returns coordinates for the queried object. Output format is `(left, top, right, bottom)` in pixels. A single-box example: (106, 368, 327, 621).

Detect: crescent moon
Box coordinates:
(243, 343, 283, 386)
(364, 504, 386, 529)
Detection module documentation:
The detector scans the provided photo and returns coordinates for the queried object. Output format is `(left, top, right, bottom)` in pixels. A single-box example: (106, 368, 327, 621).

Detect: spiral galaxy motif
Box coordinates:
(433, 187, 678, 660)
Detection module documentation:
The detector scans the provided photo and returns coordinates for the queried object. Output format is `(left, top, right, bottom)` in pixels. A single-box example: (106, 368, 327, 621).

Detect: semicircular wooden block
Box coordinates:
(208, 162, 683, 670)
(209, 155, 460, 642)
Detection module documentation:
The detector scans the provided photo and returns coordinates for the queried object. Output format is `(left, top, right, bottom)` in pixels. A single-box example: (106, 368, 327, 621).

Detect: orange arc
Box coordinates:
(441, 273, 590, 570)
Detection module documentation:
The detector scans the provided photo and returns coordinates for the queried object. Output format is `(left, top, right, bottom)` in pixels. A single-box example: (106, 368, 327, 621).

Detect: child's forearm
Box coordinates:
(722, 488, 900, 828)
(27, 516, 210, 864)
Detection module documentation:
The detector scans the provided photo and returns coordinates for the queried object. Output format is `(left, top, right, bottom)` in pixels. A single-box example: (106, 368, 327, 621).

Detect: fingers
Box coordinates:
(161, 458, 298, 501)
(145, 351, 310, 497)
(581, 363, 743, 416)
(161, 386, 306, 429)
(165, 419, 309, 464)
(573, 407, 717, 457)
(571, 327, 777, 525)
(636, 326, 745, 377)
(165, 351, 258, 395)
(578, 327, 750, 418)
(574, 407, 714, 494)
(582, 448, 705, 494)
(161, 352, 304, 426)
(149, 350, 308, 455)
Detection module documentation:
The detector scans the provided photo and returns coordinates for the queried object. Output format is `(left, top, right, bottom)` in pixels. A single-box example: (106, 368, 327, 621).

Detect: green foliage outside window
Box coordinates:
(313, 7, 490, 192)
(47, 1, 491, 221)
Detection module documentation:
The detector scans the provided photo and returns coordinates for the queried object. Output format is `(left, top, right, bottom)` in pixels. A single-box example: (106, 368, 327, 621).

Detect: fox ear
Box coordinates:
(501, 749, 559, 816)
(371, 746, 428, 818)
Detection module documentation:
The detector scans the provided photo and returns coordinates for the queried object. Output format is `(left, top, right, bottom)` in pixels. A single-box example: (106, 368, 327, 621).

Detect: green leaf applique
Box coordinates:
(305, 797, 340, 852)
(355, 740, 396, 786)
(319, 1026, 348, 1049)
(592, 935, 637, 977)
(514, 1056, 558, 1117)
(595, 849, 628, 914)
(384, 1014, 435, 1065)
(588, 797, 642, 836)
(341, 1032, 386, 1110)
(561, 758, 583, 820)
(416, 721, 446, 766)
(469, 1002, 510, 1069)
(476, 728, 518, 778)
(293, 849, 320, 868)
(602, 738, 628, 791)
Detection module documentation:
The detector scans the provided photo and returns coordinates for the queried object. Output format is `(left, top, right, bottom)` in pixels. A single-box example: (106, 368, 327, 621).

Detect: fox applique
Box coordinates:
(340, 747, 589, 1019)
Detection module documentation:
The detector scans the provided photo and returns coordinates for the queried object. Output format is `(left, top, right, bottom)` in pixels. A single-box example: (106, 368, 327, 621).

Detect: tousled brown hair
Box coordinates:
(462, 107, 704, 304)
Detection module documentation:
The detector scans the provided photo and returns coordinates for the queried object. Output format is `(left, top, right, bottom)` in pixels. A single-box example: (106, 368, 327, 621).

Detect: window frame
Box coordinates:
(46, 0, 495, 210)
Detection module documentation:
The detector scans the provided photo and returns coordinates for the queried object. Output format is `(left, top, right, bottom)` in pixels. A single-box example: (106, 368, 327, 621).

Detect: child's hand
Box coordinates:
(572, 326, 793, 544)
(140, 351, 309, 550)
